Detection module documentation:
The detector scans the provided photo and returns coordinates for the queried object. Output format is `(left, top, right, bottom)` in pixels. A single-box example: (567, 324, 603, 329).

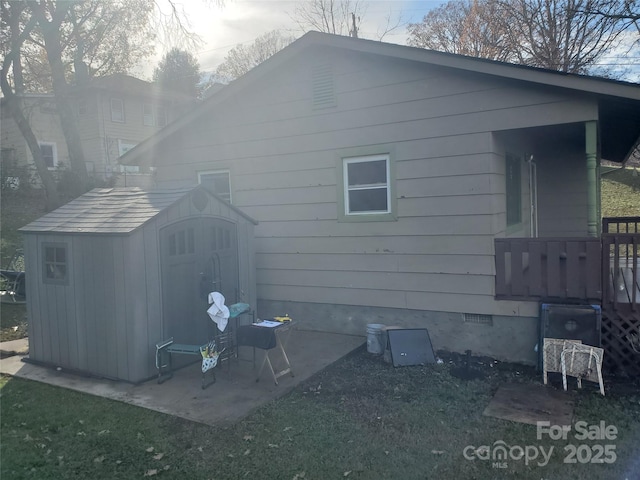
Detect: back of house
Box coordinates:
(124, 32, 640, 364)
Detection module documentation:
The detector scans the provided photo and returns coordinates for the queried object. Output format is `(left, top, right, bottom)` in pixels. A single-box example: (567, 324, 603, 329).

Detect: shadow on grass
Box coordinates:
(602, 167, 640, 191)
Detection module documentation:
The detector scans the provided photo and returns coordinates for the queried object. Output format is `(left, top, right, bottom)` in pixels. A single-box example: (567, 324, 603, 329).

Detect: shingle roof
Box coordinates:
(21, 187, 198, 234)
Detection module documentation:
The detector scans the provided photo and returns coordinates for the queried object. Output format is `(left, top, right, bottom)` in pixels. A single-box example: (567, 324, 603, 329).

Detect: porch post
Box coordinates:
(585, 121, 598, 236)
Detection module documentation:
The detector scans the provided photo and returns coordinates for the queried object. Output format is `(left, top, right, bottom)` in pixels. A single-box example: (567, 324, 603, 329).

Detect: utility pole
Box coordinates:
(350, 12, 358, 38)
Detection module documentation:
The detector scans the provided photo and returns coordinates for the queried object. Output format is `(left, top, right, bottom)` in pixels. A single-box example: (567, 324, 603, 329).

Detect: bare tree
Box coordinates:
(214, 30, 296, 83)
(407, 0, 631, 75)
(580, 0, 639, 31)
(408, 0, 514, 61)
(1, 1, 60, 208)
(29, 0, 90, 192)
(1, 0, 214, 204)
(499, 0, 629, 73)
(292, 0, 366, 36)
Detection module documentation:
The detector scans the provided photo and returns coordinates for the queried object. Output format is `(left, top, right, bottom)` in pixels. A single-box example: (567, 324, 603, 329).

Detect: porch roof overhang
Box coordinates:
(599, 97, 640, 163)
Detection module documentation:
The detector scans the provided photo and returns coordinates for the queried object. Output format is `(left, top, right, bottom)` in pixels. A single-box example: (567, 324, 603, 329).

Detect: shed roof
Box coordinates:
(20, 186, 257, 235)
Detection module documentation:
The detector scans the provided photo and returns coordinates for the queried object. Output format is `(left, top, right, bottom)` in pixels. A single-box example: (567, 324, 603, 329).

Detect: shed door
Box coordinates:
(160, 218, 238, 345)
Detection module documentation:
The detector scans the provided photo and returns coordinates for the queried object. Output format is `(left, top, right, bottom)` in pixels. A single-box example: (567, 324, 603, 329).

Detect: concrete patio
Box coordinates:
(0, 329, 364, 426)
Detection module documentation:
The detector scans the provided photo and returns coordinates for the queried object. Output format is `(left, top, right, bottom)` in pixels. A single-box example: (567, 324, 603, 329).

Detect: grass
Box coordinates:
(1, 350, 639, 479)
(1, 190, 45, 341)
(601, 166, 640, 218)
(1, 169, 639, 478)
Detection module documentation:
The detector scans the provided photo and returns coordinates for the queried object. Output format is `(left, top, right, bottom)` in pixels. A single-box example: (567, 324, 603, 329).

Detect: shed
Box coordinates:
(19, 186, 257, 382)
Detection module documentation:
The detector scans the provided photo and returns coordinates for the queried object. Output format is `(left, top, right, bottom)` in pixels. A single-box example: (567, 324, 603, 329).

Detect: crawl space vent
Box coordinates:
(463, 313, 493, 325)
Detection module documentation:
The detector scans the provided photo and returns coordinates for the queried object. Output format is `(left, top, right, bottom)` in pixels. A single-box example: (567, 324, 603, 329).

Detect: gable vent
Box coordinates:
(312, 64, 336, 109)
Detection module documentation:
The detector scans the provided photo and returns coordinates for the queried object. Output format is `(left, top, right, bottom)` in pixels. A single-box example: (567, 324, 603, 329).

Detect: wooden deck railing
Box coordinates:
(495, 218, 640, 308)
(495, 237, 602, 301)
(602, 233, 639, 311)
(602, 216, 640, 234)
(602, 217, 639, 311)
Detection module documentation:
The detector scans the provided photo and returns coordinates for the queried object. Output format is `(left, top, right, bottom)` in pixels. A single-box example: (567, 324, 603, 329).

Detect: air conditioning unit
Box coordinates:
(538, 303, 602, 369)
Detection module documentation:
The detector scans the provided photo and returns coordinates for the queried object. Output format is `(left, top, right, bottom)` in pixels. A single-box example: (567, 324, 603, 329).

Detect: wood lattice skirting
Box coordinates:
(601, 305, 640, 377)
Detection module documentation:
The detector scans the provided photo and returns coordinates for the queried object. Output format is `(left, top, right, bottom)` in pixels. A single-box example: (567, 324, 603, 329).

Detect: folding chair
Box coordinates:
(560, 343, 605, 396)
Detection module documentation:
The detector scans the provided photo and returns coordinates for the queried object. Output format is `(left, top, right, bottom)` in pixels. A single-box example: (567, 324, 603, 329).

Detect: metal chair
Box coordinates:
(560, 343, 605, 396)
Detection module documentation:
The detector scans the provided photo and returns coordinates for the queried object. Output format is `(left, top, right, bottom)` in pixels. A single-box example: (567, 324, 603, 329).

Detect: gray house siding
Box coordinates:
(536, 145, 590, 237)
(146, 47, 601, 363)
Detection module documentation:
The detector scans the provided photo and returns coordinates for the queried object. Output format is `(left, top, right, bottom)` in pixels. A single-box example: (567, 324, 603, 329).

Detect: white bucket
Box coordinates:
(366, 323, 385, 355)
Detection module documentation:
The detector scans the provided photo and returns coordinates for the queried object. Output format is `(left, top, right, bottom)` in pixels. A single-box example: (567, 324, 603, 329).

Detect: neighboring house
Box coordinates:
(123, 32, 640, 366)
(0, 74, 194, 188)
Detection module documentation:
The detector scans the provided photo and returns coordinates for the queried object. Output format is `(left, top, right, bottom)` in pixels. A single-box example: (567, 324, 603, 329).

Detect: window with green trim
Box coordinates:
(343, 155, 390, 215)
(505, 153, 522, 226)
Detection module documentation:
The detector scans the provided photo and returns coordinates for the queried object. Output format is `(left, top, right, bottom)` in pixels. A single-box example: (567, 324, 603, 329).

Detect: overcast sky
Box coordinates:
(137, 0, 639, 82)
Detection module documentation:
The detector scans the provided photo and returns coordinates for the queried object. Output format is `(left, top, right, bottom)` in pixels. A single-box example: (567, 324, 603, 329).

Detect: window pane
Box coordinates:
(55, 265, 67, 279)
(43, 244, 68, 283)
(348, 188, 388, 213)
(111, 98, 124, 122)
(200, 172, 231, 203)
(347, 160, 387, 186)
(213, 175, 230, 195)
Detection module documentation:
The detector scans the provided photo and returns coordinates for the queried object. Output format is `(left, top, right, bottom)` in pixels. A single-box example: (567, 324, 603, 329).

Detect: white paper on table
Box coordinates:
(254, 320, 281, 328)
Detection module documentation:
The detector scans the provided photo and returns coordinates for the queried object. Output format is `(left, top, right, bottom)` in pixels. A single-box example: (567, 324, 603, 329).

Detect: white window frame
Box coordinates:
(198, 170, 232, 203)
(38, 142, 58, 169)
(143, 103, 154, 126)
(343, 154, 391, 216)
(110, 97, 125, 123)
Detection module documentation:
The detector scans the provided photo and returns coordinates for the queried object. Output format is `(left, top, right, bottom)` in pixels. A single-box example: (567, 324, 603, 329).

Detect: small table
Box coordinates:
(236, 320, 295, 385)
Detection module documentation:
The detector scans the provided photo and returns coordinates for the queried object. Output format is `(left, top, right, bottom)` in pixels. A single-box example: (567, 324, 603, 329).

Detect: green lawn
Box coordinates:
(1, 350, 639, 479)
(601, 166, 640, 218)
(1, 169, 639, 479)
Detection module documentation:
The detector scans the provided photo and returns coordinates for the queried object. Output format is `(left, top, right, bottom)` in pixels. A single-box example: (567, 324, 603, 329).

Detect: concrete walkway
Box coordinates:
(0, 329, 364, 426)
